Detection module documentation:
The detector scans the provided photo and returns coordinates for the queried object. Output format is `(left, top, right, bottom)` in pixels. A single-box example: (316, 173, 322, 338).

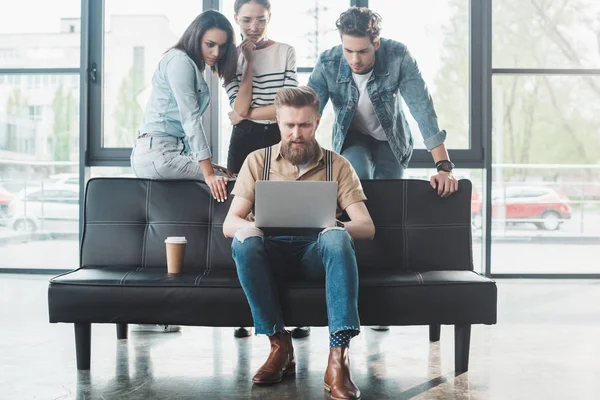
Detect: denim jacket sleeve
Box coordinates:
(398, 48, 446, 151)
(307, 58, 330, 115)
(165, 55, 212, 161)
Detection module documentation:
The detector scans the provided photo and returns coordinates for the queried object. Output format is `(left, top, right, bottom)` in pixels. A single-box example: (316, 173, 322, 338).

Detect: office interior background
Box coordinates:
(0, 0, 599, 399)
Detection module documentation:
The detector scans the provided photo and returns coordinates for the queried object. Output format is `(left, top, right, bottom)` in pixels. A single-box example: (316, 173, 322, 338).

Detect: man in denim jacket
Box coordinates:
(308, 7, 458, 197)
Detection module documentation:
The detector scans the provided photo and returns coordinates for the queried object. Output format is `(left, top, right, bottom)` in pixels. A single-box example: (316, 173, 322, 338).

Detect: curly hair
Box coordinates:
(336, 7, 382, 43)
(171, 10, 237, 84)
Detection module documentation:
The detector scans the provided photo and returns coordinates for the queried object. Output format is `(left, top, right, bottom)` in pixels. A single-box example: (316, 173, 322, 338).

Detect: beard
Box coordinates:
(280, 137, 320, 166)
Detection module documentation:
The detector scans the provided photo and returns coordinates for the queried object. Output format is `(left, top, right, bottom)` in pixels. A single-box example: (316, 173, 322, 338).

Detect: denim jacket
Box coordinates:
(307, 38, 446, 167)
(139, 49, 212, 161)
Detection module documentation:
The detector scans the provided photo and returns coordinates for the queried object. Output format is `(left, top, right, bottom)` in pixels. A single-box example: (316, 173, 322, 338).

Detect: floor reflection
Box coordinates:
(73, 327, 473, 399)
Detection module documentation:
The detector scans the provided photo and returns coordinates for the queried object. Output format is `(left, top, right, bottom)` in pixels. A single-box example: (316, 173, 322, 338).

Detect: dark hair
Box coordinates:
(336, 7, 382, 43)
(275, 86, 320, 116)
(234, 0, 271, 14)
(171, 10, 237, 84)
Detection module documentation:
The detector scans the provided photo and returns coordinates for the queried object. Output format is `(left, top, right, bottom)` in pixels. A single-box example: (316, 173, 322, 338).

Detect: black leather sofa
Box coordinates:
(48, 178, 497, 372)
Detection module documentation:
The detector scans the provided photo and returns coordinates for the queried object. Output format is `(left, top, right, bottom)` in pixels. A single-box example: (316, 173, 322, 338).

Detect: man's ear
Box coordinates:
(373, 38, 381, 51)
(234, 14, 239, 24)
(314, 114, 321, 131)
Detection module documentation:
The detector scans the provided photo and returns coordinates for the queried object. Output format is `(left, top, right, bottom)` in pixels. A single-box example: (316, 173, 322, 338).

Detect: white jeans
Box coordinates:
(130, 134, 204, 180)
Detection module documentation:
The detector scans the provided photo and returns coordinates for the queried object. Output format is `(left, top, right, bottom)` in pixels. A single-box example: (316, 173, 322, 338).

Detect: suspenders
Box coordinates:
(263, 146, 332, 181)
(263, 146, 272, 181)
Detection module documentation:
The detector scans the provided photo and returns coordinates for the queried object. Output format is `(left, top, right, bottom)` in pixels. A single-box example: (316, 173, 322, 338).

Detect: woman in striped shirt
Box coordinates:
(224, 0, 298, 174)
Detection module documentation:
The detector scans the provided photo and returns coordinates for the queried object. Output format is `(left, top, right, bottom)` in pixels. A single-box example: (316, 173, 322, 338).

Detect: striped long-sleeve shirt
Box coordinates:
(224, 42, 298, 123)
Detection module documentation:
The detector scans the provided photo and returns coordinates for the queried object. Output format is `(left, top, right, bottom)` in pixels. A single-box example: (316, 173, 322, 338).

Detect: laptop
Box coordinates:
(255, 180, 338, 236)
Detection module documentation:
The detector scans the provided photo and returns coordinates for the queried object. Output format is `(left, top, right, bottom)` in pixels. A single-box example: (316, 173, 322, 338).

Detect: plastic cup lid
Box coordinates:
(165, 236, 187, 244)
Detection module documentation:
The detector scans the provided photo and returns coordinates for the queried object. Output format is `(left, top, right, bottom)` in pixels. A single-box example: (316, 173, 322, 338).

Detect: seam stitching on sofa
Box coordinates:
(141, 181, 151, 268)
(415, 271, 424, 283)
(403, 180, 409, 268)
(120, 270, 134, 284)
(85, 222, 212, 226)
(203, 190, 213, 285)
(406, 269, 421, 283)
(403, 224, 470, 229)
(194, 269, 210, 285)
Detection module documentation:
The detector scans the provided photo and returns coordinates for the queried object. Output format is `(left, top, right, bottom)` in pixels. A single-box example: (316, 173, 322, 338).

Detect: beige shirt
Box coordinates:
(231, 143, 367, 219)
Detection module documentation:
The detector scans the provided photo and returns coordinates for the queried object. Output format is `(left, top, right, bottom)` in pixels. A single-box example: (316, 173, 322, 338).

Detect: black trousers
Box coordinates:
(227, 120, 281, 174)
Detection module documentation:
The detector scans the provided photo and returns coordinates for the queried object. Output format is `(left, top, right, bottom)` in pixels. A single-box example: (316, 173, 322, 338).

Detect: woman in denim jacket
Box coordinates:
(131, 10, 237, 202)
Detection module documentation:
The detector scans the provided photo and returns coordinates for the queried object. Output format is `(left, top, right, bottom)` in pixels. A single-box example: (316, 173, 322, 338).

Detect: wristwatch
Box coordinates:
(335, 220, 345, 228)
(435, 160, 455, 173)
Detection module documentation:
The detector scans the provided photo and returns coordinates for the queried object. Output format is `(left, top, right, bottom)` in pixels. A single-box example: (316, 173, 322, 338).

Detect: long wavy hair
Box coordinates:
(171, 10, 237, 84)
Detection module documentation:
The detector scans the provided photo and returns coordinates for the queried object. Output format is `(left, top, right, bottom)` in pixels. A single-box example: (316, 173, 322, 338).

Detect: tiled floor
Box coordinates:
(1, 275, 599, 399)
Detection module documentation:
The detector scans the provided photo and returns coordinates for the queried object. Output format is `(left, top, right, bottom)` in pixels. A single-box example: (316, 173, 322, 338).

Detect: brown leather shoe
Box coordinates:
(252, 331, 295, 384)
(324, 347, 361, 400)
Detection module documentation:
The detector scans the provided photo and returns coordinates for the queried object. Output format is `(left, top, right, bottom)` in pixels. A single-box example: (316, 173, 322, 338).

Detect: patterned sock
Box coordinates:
(329, 330, 358, 348)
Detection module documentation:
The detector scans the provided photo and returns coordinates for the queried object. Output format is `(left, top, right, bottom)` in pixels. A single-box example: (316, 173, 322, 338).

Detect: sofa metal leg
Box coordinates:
(429, 324, 441, 342)
(117, 323, 128, 340)
(75, 323, 91, 370)
(454, 324, 471, 373)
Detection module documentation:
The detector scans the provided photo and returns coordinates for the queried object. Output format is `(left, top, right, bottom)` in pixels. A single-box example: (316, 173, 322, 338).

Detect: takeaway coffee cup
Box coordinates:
(165, 236, 187, 274)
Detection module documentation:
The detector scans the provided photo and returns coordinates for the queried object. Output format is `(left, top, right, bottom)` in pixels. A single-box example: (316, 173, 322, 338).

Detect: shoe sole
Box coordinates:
(324, 383, 361, 400)
(234, 328, 252, 338)
(252, 365, 295, 385)
(370, 326, 390, 331)
(291, 330, 311, 339)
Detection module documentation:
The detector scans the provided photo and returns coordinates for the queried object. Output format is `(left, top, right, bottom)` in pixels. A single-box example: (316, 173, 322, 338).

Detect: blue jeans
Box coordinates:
(341, 130, 404, 179)
(231, 229, 361, 336)
(131, 134, 203, 179)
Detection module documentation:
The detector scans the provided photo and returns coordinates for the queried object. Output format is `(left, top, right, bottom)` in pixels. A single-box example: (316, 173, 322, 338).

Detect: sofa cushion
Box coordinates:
(49, 268, 496, 326)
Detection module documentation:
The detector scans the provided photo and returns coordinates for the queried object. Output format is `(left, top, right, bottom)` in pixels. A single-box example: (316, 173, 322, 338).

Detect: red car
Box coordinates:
(0, 185, 14, 217)
(471, 186, 571, 231)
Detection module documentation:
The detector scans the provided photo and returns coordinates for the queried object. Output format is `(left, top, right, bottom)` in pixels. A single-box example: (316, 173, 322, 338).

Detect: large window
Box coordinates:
(492, 0, 600, 69)
(369, 0, 470, 150)
(491, 0, 600, 275)
(0, 1, 81, 69)
(490, 75, 600, 273)
(0, 73, 80, 270)
(101, 1, 203, 149)
(5, 0, 592, 276)
(0, 2, 80, 272)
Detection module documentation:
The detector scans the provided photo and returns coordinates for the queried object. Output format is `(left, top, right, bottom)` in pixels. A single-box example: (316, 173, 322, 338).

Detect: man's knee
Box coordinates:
(232, 228, 265, 266)
(318, 228, 353, 249)
(233, 227, 264, 244)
